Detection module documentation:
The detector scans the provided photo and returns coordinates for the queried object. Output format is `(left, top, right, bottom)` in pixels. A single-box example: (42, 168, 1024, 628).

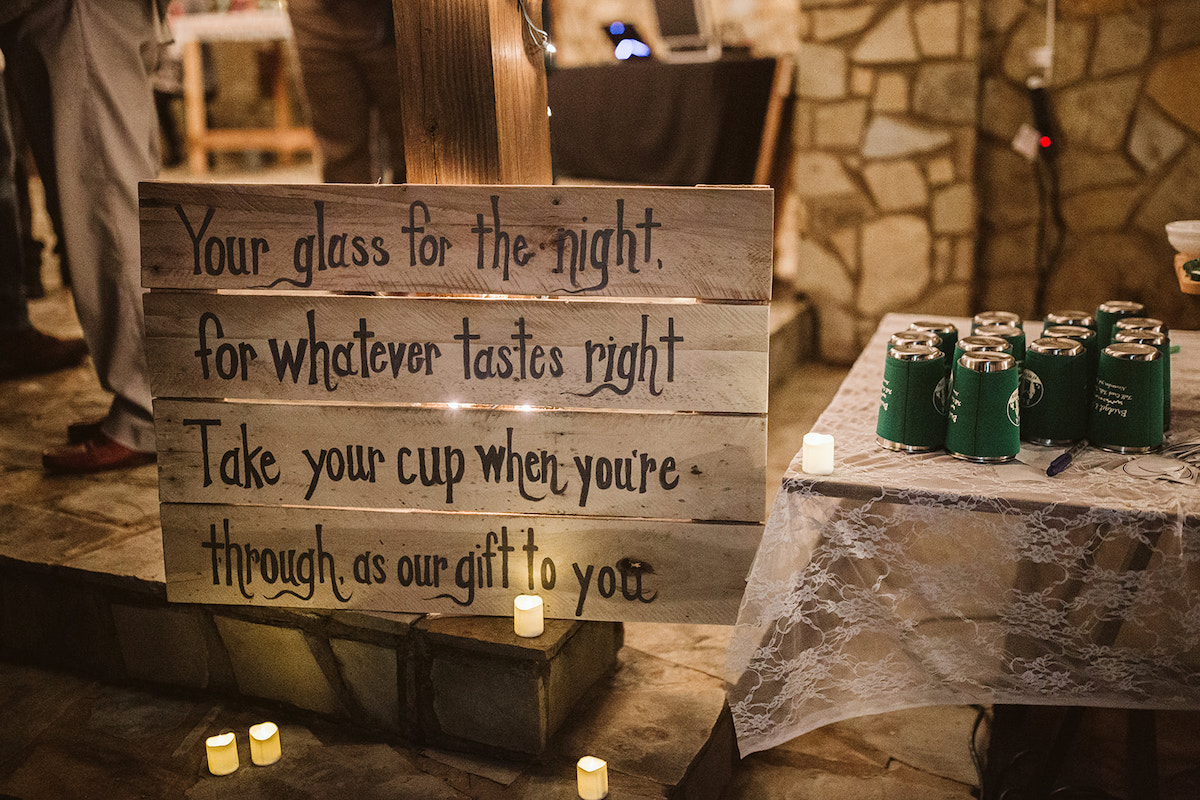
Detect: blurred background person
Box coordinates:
(1, 0, 160, 472)
(286, 0, 406, 183)
(0, 70, 86, 380)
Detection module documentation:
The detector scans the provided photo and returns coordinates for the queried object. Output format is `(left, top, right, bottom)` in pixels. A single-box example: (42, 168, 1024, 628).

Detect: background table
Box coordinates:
(726, 313, 1200, 758)
(169, 10, 314, 174)
(547, 56, 788, 186)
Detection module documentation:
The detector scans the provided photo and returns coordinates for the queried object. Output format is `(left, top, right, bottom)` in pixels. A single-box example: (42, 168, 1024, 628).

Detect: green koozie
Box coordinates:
(1095, 300, 1145, 347)
(1044, 324, 1098, 391)
(953, 334, 1010, 366)
(1089, 343, 1163, 453)
(876, 343, 948, 452)
(951, 335, 1010, 394)
(1114, 328, 1170, 430)
(946, 351, 1020, 462)
(973, 310, 1022, 331)
(1115, 316, 1166, 335)
(909, 320, 958, 367)
(1021, 337, 1087, 445)
(1044, 309, 1095, 330)
(974, 323, 1025, 368)
(890, 330, 941, 350)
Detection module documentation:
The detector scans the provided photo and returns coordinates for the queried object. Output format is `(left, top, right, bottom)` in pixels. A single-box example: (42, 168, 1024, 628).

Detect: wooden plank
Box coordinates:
(154, 400, 765, 522)
(139, 182, 774, 300)
(145, 293, 769, 412)
(753, 56, 794, 186)
(486, 0, 554, 185)
(160, 503, 760, 623)
(393, 0, 552, 184)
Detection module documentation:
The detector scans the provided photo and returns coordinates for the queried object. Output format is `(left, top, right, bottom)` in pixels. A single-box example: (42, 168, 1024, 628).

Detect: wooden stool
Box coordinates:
(170, 10, 315, 174)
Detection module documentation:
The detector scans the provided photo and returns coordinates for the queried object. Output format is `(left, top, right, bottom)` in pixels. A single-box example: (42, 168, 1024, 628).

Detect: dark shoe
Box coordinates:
(67, 417, 105, 445)
(42, 433, 156, 474)
(0, 327, 88, 380)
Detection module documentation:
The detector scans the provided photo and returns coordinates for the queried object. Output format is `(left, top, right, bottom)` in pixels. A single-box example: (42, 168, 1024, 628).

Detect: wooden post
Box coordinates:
(393, 0, 553, 185)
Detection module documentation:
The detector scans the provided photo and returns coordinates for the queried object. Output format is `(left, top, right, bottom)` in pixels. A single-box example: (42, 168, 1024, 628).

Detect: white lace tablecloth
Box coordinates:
(726, 313, 1200, 756)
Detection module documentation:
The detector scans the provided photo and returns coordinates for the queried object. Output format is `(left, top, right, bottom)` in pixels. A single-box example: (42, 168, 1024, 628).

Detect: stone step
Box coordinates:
(0, 555, 734, 797)
(0, 554, 621, 759)
(769, 288, 816, 390)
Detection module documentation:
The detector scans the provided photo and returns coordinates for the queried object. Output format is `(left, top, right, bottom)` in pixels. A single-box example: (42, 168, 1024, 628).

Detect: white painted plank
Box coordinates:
(146, 292, 769, 412)
(154, 400, 766, 522)
(139, 182, 773, 299)
(160, 503, 761, 623)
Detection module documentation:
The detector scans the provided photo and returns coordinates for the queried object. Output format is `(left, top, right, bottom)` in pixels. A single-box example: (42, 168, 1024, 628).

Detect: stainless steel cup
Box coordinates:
(946, 351, 1021, 463)
(1089, 342, 1164, 453)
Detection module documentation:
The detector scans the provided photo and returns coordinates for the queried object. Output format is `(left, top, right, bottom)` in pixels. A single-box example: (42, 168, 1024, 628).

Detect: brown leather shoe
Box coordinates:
(0, 327, 88, 380)
(42, 433, 156, 474)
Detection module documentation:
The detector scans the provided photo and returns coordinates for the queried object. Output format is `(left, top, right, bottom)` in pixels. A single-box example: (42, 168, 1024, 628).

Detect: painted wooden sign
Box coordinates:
(160, 505, 753, 622)
(142, 182, 771, 623)
(140, 182, 773, 299)
(145, 293, 769, 412)
(154, 400, 764, 519)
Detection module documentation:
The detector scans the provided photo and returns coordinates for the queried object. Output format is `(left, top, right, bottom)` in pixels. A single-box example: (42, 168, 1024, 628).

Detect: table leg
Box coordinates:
(995, 529, 1164, 800)
(1029, 706, 1086, 799)
(271, 40, 294, 167)
(182, 40, 208, 175)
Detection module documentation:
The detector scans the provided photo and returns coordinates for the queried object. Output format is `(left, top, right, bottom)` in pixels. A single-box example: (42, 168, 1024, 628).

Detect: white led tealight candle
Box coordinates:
(205, 731, 239, 776)
(249, 721, 282, 766)
(576, 755, 609, 799)
(514, 594, 545, 638)
(801, 432, 835, 475)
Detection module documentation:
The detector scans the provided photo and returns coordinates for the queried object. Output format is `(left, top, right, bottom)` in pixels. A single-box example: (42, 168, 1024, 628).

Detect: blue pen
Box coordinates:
(1047, 440, 1087, 477)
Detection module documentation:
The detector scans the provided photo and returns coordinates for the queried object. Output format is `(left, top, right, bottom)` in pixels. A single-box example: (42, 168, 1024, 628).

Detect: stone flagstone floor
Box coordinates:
(3, 163, 1198, 798)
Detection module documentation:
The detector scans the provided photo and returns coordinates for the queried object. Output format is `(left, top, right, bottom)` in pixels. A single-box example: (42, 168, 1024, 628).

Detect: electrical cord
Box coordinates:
(517, 0, 555, 53)
(1032, 150, 1065, 318)
(971, 704, 990, 793)
(1028, 80, 1066, 317)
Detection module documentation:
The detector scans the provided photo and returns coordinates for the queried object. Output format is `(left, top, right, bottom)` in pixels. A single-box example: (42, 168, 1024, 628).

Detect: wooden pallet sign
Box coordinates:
(141, 182, 772, 624)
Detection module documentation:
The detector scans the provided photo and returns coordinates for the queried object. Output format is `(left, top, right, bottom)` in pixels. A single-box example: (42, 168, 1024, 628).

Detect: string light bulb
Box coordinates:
(517, 0, 555, 54)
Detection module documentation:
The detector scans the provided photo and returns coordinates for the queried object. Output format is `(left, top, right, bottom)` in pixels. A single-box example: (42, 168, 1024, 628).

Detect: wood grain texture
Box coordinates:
(139, 182, 774, 299)
(145, 292, 769, 412)
(486, 0, 553, 185)
(145, 180, 772, 623)
(161, 503, 761, 623)
(154, 399, 766, 521)
(393, 0, 552, 184)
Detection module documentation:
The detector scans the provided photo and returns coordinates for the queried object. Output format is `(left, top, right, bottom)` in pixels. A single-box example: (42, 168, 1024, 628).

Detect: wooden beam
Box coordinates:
(394, 0, 553, 185)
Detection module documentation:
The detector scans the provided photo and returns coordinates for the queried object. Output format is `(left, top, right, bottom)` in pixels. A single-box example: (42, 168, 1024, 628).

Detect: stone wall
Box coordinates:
(978, 0, 1200, 334)
(549, 0, 978, 362)
(789, 0, 979, 362)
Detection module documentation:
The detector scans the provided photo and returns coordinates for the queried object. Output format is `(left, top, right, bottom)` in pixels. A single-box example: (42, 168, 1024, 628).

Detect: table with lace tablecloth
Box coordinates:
(167, 9, 314, 174)
(726, 313, 1200, 756)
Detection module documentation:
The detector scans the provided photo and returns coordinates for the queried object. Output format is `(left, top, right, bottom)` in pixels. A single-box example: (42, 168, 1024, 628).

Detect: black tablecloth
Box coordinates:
(547, 57, 777, 185)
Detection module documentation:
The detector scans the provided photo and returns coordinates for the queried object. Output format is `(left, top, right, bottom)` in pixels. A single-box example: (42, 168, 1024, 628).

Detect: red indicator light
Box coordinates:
(1039, 135, 1052, 148)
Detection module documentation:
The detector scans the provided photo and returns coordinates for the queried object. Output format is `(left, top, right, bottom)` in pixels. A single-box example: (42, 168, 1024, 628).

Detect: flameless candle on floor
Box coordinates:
(249, 721, 282, 766)
(514, 594, 545, 637)
(576, 756, 608, 799)
(801, 432, 835, 475)
(205, 732, 239, 776)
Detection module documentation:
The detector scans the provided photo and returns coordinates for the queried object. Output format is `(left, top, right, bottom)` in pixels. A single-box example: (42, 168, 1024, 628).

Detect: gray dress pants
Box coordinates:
(1, 0, 159, 451)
